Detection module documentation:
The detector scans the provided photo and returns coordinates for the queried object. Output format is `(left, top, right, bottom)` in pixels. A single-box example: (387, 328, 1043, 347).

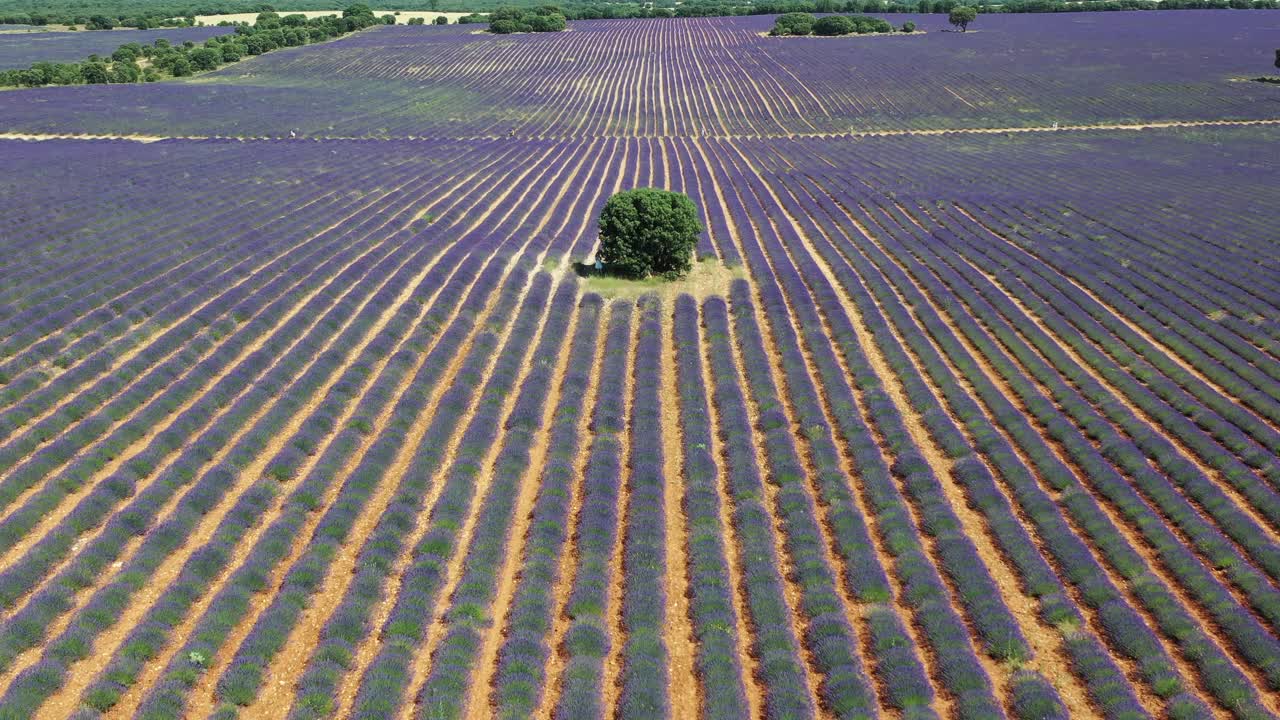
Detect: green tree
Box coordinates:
(111, 60, 140, 82)
(434, 15, 449, 24)
(80, 61, 110, 83)
(597, 188, 702, 280)
(949, 5, 977, 31)
(112, 44, 140, 62)
(813, 14, 856, 34)
(190, 47, 221, 70)
(770, 11, 815, 35)
(86, 14, 113, 29)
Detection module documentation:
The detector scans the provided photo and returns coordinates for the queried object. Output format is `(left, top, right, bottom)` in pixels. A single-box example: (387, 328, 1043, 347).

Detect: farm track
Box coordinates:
(657, 301, 700, 716)
(3, 116, 1280, 144)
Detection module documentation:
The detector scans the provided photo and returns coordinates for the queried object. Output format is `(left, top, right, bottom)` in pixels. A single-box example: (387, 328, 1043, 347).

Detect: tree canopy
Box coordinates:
(1, 4, 385, 87)
(769, 11, 814, 35)
(949, 5, 977, 30)
(487, 5, 566, 32)
(771, 11, 894, 35)
(597, 188, 703, 280)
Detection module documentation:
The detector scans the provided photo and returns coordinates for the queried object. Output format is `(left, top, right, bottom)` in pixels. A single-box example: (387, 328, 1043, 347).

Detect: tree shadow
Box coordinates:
(572, 260, 604, 278)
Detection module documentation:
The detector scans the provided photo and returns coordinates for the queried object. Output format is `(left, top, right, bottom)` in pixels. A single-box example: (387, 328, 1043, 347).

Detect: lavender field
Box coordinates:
(0, 26, 233, 70)
(0, 9, 1277, 720)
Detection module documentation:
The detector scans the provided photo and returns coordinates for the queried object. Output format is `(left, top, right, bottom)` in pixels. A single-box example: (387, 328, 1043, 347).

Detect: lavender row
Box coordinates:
(0, 221, 417, 615)
(936, 209, 1280, 590)
(207, 246, 513, 717)
(700, 144, 1005, 718)
(699, 297, 815, 720)
(915, 214, 1280, 644)
(284, 268, 540, 720)
(0, 179, 409, 504)
(819, 190, 1277, 718)
(722, 285, 881, 718)
(0, 164, 346, 370)
(73, 227, 478, 719)
(0, 221, 423, 650)
(613, 294, 671, 719)
(348, 271, 557, 718)
(551, 300, 632, 720)
(669, 294, 751, 720)
(0, 215, 438, 719)
(2, 14, 1277, 138)
(782, 176, 1160, 717)
(198, 138, 583, 717)
(0, 157, 400, 401)
(490, 293, 603, 719)
(0, 142, 490, 414)
(0, 139, 513, 515)
(958, 202, 1280, 474)
(409, 280, 584, 718)
(1002, 199, 1280, 388)
(942, 200, 1280, 469)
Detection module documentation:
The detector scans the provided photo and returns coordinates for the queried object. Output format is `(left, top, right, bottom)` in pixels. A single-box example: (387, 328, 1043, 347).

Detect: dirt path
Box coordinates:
(658, 299, 701, 716)
(4, 116, 1279, 144)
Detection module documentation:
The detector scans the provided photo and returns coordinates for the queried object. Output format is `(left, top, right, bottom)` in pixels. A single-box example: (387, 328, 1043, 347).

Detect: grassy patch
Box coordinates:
(579, 257, 744, 300)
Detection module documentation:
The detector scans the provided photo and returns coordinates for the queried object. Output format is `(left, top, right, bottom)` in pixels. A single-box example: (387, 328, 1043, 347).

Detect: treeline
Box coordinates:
(0, 3, 384, 87)
(485, 4, 566, 31)
(0, 0, 1275, 30)
(599, 0, 1280, 16)
(0, 9, 193, 28)
(770, 11, 903, 33)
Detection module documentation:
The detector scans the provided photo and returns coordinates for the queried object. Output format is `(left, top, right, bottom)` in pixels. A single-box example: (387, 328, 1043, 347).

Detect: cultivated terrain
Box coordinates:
(0, 10, 1278, 720)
